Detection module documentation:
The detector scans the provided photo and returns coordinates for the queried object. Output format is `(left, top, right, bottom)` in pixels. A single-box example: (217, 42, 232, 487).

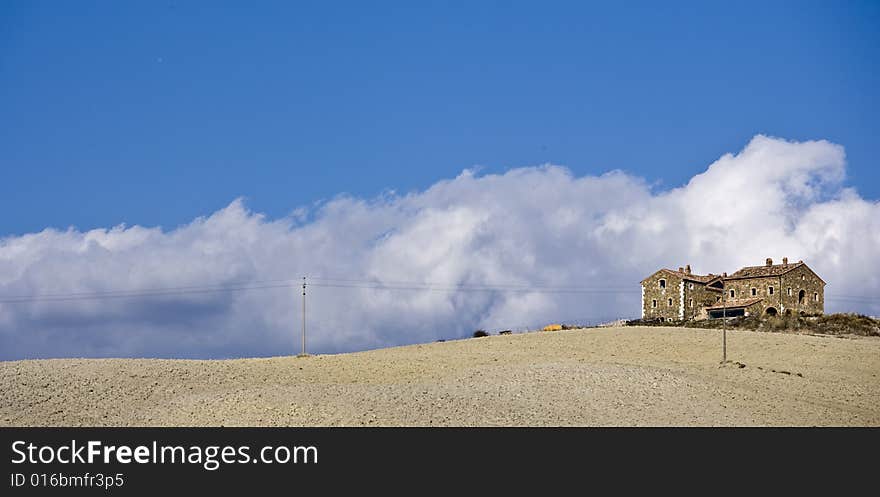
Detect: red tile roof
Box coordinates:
(642, 261, 825, 286)
(640, 268, 717, 284)
(726, 261, 825, 284)
(726, 262, 805, 279)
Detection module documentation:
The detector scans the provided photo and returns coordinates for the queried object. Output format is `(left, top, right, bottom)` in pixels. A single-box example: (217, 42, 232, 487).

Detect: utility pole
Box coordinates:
(301, 276, 307, 357)
(722, 284, 727, 364)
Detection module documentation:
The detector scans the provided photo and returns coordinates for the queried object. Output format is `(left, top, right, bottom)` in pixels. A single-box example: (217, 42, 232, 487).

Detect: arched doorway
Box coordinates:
(784, 309, 792, 316)
(765, 307, 778, 317)
(798, 289, 805, 304)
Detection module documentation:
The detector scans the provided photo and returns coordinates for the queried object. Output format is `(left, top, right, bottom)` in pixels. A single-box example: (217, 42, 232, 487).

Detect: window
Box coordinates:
(689, 298, 694, 307)
(716, 296, 721, 303)
(814, 293, 819, 302)
(659, 279, 666, 289)
(768, 286, 774, 295)
(787, 288, 792, 296)
(729, 289, 735, 298)
(751, 288, 757, 296)
(689, 283, 694, 290)
(652, 299, 657, 308)
(802, 275, 806, 280)
(668, 298, 673, 306)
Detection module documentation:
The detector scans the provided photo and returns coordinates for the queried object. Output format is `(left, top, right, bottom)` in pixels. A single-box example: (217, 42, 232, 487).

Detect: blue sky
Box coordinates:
(3, 2, 880, 360)
(2, 1, 878, 236)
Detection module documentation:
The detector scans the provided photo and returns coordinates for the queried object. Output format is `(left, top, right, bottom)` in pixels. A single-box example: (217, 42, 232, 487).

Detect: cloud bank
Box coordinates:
(1, 135, 878, 360)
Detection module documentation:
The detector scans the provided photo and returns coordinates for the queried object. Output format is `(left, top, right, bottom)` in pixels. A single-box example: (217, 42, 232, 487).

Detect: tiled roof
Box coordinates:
(726, 262, 804, 279)
(677, 271, 718, 283)
(640, 268, 717, 284)
(642, 260, 825, 288)
(705, 297, 763, 310)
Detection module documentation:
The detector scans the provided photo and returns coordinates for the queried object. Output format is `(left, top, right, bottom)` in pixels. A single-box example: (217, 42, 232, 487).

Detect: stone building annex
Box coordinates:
(640, 258, 825, 321)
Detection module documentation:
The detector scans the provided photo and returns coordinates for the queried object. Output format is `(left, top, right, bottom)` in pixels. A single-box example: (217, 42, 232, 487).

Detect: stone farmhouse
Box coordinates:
(640, 258, 825, 321)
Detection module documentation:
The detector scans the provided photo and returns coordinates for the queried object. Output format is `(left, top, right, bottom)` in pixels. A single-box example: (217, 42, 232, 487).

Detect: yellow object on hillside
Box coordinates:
(542, 324, 563, 331)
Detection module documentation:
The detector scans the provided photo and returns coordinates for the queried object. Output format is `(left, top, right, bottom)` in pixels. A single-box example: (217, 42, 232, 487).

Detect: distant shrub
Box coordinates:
(664, 312, 879, 337)
(815, 313, 880, 336)
(765, 316, 788, 332)
(626, 318, 683, 327)
(473, 330, 489, 338)
(625, 318, 664, 326)
(499, 330, 512, 335)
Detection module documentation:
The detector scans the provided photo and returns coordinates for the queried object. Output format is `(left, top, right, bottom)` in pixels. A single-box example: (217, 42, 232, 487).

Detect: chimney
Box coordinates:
(766, 258, 773, 266)
(678, 267, 684, 273)
(782, 257, 788, 265)
(723, 272, 727, 277)
(685, 264, 691, 274)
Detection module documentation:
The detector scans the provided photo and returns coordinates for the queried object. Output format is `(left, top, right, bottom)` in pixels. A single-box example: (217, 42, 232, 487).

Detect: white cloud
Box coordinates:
(1, 135, 878, 360)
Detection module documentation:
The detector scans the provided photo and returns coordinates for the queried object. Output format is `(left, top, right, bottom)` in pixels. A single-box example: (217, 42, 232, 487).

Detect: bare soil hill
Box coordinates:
(2, 326, 878, 426)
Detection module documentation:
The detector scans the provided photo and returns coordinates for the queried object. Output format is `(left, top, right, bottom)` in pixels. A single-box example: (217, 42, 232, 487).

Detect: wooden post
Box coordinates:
(722, 286, 727, 364)
(301, 276, 306, 356)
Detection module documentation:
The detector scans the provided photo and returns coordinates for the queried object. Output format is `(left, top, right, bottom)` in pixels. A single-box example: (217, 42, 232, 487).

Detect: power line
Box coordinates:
(309, 282, 641, 295)
(0, 277, 304, 301)
(0, 282, 303, 304)
(0, 277, 641, 304)
(308, 276, 634, 291)
(0, 275, 875, 305)
(823, 291, 880, 303)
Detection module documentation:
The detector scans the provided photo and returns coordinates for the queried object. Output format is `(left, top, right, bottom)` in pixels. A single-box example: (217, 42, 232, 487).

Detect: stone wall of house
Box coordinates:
(723, 276, 779, 313)
(719, 266, 824, 317)
(641, 271, 681, 321)
(741, 299, 765, 317)
(779, 265, 825, 316)
(703, 298, 764, 319)
(682, 281, 720, 320)
(641, 262, 825, 321)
